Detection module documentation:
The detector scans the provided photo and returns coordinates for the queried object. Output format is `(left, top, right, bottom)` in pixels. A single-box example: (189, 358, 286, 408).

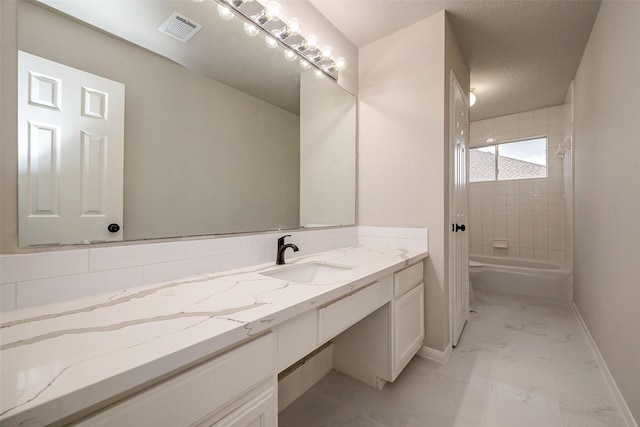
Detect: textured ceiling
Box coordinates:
(309, 0, 601, 120)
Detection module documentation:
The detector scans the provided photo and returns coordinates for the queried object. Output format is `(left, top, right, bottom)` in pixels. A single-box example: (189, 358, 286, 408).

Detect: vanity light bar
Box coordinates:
(211, 0, 345, 79)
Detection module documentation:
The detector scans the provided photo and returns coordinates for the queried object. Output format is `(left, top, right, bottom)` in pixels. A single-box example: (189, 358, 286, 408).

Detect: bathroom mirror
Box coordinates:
(17, 0, 356, 246)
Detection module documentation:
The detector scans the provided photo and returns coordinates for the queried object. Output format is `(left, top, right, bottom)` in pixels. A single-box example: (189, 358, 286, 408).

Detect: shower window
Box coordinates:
(469, 137, 547, 182)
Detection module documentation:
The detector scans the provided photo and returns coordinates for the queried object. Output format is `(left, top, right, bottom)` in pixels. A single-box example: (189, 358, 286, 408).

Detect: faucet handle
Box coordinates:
(277, 234, 291, 246)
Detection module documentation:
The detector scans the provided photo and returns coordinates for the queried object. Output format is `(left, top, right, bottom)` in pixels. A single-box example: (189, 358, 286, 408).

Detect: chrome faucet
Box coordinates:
(276, 235, 299, 265)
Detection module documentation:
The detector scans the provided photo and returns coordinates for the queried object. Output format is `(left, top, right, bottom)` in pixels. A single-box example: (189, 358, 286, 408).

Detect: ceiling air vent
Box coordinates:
(159, 12, 202, 43)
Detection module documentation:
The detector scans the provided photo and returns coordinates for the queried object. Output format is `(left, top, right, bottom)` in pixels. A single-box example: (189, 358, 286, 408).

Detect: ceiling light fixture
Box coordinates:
(210, 0, 345, 79)
(265, 1, 282, 21)
(470, 88, 477, 107)
(273, 25, 292, 40)
(306, 34, 319, 50)
(252, 9, 272, 25)
(288, 17, 301, 35)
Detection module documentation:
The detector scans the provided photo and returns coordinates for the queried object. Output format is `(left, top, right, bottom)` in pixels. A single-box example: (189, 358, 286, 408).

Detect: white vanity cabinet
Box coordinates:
(0, 246, 429, 427)
(391, 262, 425, 379)
(72, 333, 277, 427)
(329, 261, 425, 388)
(71, 262, 424, 426)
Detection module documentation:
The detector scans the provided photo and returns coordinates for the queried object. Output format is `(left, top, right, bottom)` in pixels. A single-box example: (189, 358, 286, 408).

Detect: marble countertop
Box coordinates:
(0, 245, 427, 426)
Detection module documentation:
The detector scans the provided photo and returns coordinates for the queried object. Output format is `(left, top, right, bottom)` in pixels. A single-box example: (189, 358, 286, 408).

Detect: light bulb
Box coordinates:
(252, 9, 271, 25)
(273, 25, 292, 40)
(266, 1, 282, 21)
(324, 62, 337, 72)
(306, 34, 319, 50)
(265, 35, 278, 49)
(307, 50, 324, 63)
(299, 60, 311, 70)
(321, 45, 333, 58)
(244, 22, 259, 37)
(335, 57, 346, 71)
(288, 17, 301, 34)
(294, 39, 309, 52)
(217, 4, 234, 20)
(283, 49, 297, 62)
(470, 90, 477, 107)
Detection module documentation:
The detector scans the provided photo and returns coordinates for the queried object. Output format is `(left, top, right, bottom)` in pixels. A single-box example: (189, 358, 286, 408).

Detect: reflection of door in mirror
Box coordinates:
(18, 51, 125, 247)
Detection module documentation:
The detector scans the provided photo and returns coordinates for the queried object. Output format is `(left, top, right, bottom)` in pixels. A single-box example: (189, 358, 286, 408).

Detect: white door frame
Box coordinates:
(448, 70, 470, 346)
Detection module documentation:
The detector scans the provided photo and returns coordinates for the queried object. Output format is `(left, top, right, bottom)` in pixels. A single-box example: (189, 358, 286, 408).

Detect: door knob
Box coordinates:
(107, 223, 121, 233)
(453, 223, 466, 232)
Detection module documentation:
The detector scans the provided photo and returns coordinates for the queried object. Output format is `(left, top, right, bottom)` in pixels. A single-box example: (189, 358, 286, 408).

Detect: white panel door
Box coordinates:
(18, 51, 125, 246)
(450, 71, 470, 346)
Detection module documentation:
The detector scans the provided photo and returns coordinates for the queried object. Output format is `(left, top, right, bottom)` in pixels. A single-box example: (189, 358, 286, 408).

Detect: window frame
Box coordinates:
(469, 135, 549, 183)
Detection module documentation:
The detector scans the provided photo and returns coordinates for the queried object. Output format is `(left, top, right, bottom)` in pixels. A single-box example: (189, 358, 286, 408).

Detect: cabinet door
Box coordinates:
(205, 383, 276, 427)
(392, 283, 425, 378)
(73, 334, 275, 427)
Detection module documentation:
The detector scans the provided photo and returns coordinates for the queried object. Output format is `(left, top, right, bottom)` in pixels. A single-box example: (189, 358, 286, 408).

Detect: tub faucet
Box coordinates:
(276, 235, 299, 265)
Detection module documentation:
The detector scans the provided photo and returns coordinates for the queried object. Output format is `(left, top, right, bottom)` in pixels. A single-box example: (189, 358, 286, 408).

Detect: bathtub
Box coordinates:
(469, 255, 572, 301)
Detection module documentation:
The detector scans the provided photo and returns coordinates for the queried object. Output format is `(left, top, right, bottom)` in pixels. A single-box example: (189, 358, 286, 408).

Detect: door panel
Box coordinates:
(18, 51, 125, 246)
(450, 71, 470, 346)
(27, 121, 61, 217)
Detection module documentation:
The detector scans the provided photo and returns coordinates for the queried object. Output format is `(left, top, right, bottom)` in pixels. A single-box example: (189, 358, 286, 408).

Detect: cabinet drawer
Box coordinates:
(318, 276, 392, 345)
(276, 309, 318, 372)
(393, 261, 424, 297)
(74, 333, 276, 427)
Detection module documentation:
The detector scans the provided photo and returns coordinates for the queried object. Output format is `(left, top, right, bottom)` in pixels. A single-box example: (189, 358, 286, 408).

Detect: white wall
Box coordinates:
(573, 0, 640, 422)
(469, 105, 573, 265)
(358, 12, 469, 352)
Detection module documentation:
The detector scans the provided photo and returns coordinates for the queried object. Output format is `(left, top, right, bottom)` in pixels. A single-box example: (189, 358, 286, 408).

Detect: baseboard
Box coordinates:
(571, 302, 638, 427)
(417, 342, 452, 364)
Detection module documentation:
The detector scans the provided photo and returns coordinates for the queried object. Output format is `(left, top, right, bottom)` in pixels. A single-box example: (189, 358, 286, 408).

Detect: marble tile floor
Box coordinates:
(279, 290, 628, 427)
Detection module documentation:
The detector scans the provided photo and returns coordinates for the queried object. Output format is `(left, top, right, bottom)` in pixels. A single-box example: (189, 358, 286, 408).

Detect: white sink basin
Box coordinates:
(260, 262, 354, 284)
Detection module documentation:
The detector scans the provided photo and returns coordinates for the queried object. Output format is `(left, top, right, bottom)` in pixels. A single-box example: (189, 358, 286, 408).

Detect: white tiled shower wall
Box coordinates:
(0, 226, 427, 312)
(469, 105, 574, 265)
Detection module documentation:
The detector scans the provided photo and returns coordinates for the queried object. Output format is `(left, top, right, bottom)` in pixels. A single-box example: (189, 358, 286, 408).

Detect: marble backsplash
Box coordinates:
(0, 226, 428, 312)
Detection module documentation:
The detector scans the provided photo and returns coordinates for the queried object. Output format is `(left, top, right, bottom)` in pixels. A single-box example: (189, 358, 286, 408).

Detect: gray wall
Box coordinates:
(299, 70, 356, 227)
(574, 1, 640, 421)
(4, 1, 301, 250)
